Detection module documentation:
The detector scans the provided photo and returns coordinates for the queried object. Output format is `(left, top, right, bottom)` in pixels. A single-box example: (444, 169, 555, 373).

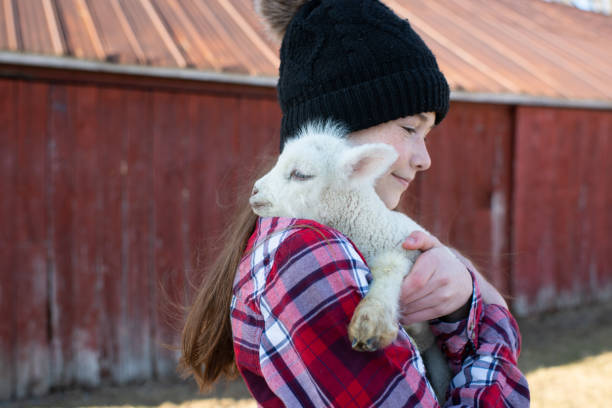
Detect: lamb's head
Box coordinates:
(250, 121, 398, 222)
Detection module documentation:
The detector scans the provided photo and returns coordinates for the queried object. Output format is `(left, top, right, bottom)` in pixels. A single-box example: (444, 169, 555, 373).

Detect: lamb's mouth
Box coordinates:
(249, 200, 272, 214)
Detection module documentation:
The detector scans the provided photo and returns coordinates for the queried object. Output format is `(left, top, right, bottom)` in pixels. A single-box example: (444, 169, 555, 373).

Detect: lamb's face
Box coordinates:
(250, 134, 339, 220)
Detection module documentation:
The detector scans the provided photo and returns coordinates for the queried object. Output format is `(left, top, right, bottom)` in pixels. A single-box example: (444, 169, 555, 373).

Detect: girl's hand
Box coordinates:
(399, 231, 473, 325)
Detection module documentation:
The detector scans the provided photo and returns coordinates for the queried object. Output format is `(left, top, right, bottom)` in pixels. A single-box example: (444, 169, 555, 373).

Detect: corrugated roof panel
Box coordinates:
(388, 0, 524, 94)
(0, 0, 17, 50)
(499, 0, 612, 80)
(233, 0, 281, 67)
(87, 0, 142, 64)
(402, 0, 548, 96)
(55, 0, 104, 59)
(216, 0, 279, 73)
(150, 0, 217, 69)
(0, 0, 610, 102)
(179, 0, 248, 73)
(429, 1, 567, 96)
(119, 0, 185, 67)
(417, 29, 508, 94)
(56, 0, 105, 59)
(15, 0, 55, 55)
(434, 0, 601, 99)
(203, 0, 266, 74)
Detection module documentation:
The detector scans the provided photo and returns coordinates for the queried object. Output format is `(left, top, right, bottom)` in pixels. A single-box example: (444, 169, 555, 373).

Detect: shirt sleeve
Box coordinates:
(430, 263, 531, 407)
(258, 227, 440, 407)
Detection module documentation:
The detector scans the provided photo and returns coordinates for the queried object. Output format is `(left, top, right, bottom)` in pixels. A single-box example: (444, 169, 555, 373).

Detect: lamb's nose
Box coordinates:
(251, 187, 259, 196)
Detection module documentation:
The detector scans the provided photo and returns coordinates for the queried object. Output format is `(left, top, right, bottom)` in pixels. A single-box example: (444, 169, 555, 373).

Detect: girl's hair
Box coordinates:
(179, 193, 258, 390)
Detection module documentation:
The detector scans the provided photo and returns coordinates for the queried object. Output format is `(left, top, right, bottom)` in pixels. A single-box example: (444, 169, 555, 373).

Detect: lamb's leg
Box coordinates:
(404, 320, 450, 401)
(348, 251, 409, 351)
(404, 322, 435, 351)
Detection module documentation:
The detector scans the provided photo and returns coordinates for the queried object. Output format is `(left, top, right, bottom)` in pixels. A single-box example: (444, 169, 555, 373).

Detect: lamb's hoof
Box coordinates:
(348, 298, 397, 352)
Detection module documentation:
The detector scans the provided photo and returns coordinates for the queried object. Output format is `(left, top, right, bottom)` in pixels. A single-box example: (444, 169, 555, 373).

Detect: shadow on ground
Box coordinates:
(517, 300, 612, 373)
(0, 378, 254, 408)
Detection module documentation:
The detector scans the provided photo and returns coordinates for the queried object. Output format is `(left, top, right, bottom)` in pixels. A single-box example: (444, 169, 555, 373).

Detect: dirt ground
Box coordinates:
(4, 301, 612, 408)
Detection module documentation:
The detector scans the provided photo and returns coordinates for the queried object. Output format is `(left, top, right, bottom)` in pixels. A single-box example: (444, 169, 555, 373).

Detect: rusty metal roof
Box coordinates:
(1, 0, 611, 103)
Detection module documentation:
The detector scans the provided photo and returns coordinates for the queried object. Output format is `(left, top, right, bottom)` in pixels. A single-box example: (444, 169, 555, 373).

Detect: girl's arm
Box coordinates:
(399, 230, 506, 325)
(400, 231, 530, 406)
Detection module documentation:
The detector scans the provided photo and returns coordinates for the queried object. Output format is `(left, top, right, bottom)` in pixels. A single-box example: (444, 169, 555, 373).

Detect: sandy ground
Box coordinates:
(4, 301, 612, 408)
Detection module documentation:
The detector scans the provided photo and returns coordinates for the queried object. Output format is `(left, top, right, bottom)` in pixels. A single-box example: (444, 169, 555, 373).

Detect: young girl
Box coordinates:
(181, 0, 530, 406)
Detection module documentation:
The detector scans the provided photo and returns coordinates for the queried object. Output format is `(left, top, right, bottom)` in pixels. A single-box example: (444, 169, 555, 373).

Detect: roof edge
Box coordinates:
(451, 91, 612, 111)
(0, 51, 278, 87)
(1, 51, 611, 110)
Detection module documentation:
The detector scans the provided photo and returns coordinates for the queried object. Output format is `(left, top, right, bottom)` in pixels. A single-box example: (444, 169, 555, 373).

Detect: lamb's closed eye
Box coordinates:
(289, 169, 314, 180)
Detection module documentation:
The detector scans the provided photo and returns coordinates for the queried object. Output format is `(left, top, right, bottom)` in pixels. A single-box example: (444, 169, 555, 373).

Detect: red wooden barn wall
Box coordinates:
(512, 107, 612, 314)
(0, 76, 280, 400)
(0, 72, 611, 400)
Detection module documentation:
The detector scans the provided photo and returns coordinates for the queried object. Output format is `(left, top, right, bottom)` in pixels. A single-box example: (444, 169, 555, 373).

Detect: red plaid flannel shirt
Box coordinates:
(231, 217, 530, 407)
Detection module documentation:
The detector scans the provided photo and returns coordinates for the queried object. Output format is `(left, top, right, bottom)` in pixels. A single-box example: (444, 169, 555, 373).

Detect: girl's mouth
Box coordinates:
(392, 173, 412, 187)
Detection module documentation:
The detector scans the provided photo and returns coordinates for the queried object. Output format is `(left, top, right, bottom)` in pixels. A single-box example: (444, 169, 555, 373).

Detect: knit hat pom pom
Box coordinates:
(254, 0, 310, 41)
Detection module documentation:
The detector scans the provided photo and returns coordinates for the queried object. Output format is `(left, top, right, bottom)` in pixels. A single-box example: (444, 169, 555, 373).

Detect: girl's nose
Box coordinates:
(251, 187, 259, 196)
(410, 142, 431, 171)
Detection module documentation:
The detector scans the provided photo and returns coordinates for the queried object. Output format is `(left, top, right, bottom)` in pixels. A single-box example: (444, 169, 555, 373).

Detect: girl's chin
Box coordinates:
(381, 193, 402, 210)
(376, 182, 406, 209)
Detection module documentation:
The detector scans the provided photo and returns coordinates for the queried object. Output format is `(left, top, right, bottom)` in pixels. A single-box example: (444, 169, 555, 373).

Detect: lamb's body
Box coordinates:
(320, 185, 431, 348)
(250, 121, 451, 401)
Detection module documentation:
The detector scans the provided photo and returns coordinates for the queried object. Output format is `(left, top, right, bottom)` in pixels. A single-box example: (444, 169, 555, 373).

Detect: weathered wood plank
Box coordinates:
(94, 86, 124, 382)
(0, 79, 17, 400)
(47, 84, 75, 388)
(152, 91, 190, 378)
(116, 89, 154, 382)
(14, 81, 51, 398)
(69, 84, 103, 386)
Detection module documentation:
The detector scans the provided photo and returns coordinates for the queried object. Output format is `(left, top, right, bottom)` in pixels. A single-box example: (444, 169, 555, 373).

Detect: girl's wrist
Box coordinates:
(439, 296, 471, 322)
(439, 263, 473, 322)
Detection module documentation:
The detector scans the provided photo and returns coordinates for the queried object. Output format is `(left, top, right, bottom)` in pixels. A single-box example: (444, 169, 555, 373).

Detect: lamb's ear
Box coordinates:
(339, 143, 398, 184)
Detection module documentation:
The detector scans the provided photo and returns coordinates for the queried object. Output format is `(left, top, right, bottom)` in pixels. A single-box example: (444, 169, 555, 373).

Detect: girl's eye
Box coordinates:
(401, 126, 416, 135)
(289, 169, 314, 181)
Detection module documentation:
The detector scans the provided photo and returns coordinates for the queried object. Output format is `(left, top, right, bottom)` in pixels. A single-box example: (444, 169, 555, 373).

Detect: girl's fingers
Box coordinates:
(400, 247, 474, 321)
(402, 231, 442, 251)
(400, 285, 462, 323)
(399, 277, 438, 309)
(400, 254, 438, 303)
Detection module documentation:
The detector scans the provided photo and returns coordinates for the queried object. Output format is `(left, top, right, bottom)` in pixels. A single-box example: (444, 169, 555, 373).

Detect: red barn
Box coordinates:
(0, 0, 610, 400)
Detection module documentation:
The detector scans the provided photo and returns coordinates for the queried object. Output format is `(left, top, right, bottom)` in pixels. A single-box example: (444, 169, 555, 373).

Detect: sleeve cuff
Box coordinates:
(430, 266, 484, 368)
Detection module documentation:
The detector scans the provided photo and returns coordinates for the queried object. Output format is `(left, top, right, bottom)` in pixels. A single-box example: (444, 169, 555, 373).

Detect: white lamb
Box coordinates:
(249, 121, 453, 401)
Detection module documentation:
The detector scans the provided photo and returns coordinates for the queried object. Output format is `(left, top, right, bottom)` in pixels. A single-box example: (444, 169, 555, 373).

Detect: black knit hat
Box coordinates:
(256, 0, 450, 148)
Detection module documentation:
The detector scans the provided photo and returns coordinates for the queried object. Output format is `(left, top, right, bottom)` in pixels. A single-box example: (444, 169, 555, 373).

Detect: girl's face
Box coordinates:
(349, 112, 435, 209)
